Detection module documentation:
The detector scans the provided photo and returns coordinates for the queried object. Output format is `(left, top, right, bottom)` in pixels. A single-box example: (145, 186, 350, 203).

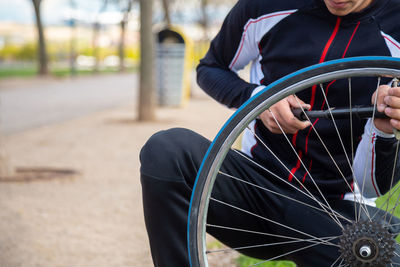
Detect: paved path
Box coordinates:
(0, 74, 137, 134)
(0, 77, 234, 266)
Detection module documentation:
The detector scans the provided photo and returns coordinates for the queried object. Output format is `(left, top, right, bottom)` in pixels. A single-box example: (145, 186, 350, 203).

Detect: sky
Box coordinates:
(0, 0, 136, 25)
(0, 0, 36, 24)
(0, 0, 231, 26)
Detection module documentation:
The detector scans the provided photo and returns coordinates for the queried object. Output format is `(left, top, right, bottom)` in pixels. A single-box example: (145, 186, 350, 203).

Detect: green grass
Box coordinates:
(237, 255, 295, 267)
(376, 188, 400, 217)
(0, 67, 37, 78)
(206, 239, 225, 250)
(0, 66, 137, 79)
(376, 187, 400, 242)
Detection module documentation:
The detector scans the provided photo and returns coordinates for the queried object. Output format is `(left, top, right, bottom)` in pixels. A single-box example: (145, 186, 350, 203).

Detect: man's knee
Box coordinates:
(140, 128, 191, 164)
(140, 128, 201, 181)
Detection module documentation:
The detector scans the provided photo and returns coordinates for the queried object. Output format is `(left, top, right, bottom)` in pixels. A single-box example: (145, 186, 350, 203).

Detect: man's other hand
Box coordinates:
(373, 83, 400, 133)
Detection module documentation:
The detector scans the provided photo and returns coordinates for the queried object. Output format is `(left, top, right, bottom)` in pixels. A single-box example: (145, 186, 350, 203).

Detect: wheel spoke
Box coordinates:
(219, 170, 352, 223)
(385, 140, 400, 222)
(210, 197, 338, 245)
(318, 81, 375, 222)
(372, 181, 400, 221)
(206, 236, 338, 255)
(348, 78, 358, 222)
(248, 118, 344, 229)
(356, 77, 382, 221)
(319, 83, 356, 196)
(330, 255, 343, 267)
(293, 95, 372, 220)
(388, 192, 400, 225)
(348, 78, 354, 164)
(232, 149, 349, 224)
(387, 222, 400, 228)
(206, 223, 340, 245)
(247, 237, 338, 266)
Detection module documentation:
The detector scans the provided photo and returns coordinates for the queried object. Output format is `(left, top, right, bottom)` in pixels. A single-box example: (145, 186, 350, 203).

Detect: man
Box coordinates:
(140, 0, 400, 266)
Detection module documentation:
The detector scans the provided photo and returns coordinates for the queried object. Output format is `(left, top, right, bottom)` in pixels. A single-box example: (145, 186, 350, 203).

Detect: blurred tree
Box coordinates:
(138, 0, 156, 121)
(198, 0, 236, 40)
(69, 0, 78, 76)
(0, 138, 12, 178)
(0, 98, 12, 178)
(199, 0, 209, 40)
(92, 0, 109, 73)
(161, 0, 171, 27)
(112, 0, 135, 72)
(31, 0, 48, 75)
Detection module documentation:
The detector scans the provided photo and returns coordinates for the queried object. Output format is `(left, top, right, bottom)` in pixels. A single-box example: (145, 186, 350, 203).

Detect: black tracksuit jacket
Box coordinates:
(197, 0, 400, 199)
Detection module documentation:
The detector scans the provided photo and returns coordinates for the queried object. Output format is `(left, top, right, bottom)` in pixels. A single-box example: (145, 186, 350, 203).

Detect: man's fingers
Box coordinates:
(287, 95, 311, 110)
(260, 96, 312, 134)
(385, 107, 400, 121)
(391, 119, 400, 130)
(261, 111, 282, 133)
(384, 87, 400, 109)
(384, 96, 400, 110)
(389, 87, 400, 97)
(270, 106, 311, 134)
(373, 85, 400, 132)
(286, 118, 311, 133)
(374, 85, 390, 112)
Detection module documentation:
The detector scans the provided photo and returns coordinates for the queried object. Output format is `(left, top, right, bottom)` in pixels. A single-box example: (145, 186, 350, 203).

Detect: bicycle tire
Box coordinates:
(188, 56, 400, 267)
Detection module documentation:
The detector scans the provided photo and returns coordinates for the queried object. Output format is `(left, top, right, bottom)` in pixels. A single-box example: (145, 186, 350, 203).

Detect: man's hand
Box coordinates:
(260, 95, 311, 134)
(372, 83, 400, 133)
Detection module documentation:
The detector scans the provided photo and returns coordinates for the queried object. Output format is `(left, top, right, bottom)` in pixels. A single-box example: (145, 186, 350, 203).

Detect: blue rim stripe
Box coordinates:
(187, 56, 400, 266)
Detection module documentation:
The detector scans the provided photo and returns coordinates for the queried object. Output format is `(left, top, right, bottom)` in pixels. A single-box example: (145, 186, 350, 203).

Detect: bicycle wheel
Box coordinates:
(188, 56, 400, 267)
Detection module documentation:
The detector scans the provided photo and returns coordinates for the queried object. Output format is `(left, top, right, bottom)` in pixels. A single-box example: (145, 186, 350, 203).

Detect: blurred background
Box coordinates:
(0, 0, 232, 78)
(2, 2, 398, 267)
(0, 0, 263, 266)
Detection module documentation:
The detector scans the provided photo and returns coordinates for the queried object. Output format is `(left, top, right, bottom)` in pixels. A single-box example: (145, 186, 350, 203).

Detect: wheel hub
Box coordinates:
(339, 220, 395, 266)
(353, 238, 378, 261)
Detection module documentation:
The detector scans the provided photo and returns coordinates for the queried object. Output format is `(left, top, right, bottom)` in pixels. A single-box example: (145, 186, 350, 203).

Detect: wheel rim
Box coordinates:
(188, 56, 400, 267)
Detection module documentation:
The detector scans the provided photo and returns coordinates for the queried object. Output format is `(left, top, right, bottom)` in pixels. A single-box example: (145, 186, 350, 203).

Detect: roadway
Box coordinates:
(0, 73, 137, 134)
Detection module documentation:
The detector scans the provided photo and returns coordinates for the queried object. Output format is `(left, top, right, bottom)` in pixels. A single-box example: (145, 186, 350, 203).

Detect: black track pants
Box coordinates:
(139, 128, 400, 267)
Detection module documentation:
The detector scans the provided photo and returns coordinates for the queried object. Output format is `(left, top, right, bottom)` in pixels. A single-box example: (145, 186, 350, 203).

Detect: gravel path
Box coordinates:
(0, 84, 233, 266)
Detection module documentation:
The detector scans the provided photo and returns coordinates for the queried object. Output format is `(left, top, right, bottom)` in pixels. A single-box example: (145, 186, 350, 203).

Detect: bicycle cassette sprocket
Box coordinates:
(339, 220, 395, 266)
